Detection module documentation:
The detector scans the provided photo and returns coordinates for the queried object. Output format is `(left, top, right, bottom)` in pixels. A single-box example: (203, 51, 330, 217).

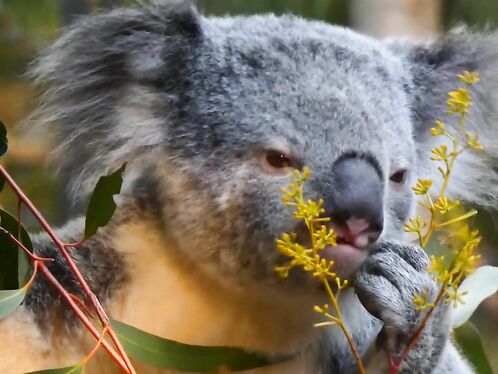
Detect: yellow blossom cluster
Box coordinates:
(405, 71, 483, 310)
(276, 167, 339, 282)
(275, 167, 364, 372)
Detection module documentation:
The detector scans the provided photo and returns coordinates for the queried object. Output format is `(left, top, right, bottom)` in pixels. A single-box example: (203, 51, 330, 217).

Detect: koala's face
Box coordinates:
(33, 3, 498, 299)
(156, 15, 417, 292)
(37, 4, 497, 297)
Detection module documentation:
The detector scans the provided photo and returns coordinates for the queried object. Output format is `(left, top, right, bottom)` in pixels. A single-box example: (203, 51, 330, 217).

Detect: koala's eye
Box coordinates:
(389, 169, 408, 185)
(261, 150, 294, 175)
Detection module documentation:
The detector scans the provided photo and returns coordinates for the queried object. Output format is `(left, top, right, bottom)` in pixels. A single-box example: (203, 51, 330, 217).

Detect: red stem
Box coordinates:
(389, 284, 448, 372)
(388, 354, 398, 374)
(64, 238, 87, 249)
(68, 292, 95, 319)
(0, 226, 54, 263)
(38, 263, 129, 372)
(0, 166, 135, 374)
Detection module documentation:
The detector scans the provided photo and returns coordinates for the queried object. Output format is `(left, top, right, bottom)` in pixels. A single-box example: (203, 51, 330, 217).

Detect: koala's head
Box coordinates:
(33, 2, 498, 294)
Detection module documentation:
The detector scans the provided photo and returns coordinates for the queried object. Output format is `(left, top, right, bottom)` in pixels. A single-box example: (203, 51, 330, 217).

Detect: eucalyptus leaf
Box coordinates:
(84, 164, 126, 240)
(0, 209, 33, 289)
(452, 266, 498, 328)
(0, 121, 7, 158)
(0, 288, 26, 318)
(111, 319, 281, 372)
(27, 364, 85, 374)
(454, 322, 493, 374)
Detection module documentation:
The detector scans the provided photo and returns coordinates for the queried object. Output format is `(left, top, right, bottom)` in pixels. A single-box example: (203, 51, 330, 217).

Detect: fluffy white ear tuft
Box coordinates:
(29, 1, 201, 198)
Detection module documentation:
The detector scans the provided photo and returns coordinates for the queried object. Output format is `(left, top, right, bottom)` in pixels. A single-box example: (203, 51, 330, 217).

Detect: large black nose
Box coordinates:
(320, 156, 384, 243)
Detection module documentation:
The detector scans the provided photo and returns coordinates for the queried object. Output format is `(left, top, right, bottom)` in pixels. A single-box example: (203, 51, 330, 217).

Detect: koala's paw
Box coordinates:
(354, 240, 451, 371)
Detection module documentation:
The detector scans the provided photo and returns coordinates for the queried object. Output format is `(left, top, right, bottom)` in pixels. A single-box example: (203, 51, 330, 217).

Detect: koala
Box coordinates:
(1, 1, 497, 373)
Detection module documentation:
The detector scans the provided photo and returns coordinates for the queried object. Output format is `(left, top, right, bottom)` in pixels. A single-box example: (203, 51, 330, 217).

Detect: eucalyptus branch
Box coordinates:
(0, 165, 135, 374)
(396, 71, 483, 373)
(276, 167, 365, 373)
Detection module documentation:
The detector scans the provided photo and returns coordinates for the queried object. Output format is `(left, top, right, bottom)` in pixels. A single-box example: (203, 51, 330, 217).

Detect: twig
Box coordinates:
(0, 165, 135, 373)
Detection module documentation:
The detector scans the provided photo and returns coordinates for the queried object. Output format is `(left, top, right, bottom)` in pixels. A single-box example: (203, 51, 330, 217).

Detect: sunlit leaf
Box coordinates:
(84, 164, 126, 240)
(0, 121, 7, 158)
(452, 266, 498, 328)
(0, 209, 33, 289)
(0, 288, 26, 318)
(112, 320, 281, 372)
(27, 364, 85, 374)
(454, 322, 493, 374)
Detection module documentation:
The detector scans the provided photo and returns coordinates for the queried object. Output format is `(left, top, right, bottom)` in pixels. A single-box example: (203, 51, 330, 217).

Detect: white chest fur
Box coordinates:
(102, 220, 323, 373)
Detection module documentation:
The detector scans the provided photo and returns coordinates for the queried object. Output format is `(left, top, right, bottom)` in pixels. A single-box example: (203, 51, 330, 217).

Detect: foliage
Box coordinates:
(112, 320, 280, 372)
(0, 209, 31, 289)
(0, 121, 7, 157)
(454, 321, 494, 374)
(83, 163, 126, 240)
(452, 266, 498, 329)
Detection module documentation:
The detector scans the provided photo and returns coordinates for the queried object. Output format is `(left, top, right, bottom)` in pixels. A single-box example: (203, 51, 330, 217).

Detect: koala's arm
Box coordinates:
(354, 241, 473, 374)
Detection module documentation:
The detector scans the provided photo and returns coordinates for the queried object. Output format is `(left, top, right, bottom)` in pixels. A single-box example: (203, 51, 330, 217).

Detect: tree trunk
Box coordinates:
(351, 0, 443, 38)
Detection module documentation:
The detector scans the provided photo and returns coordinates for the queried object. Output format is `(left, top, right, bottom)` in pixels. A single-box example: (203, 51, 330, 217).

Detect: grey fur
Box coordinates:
(26, 217, 129, 330)
(24, 1, 498, 372)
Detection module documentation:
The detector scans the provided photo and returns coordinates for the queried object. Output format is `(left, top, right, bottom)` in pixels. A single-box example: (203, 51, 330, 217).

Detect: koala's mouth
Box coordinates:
(320, 241, 369, 279)
(297, 221, 373, 280)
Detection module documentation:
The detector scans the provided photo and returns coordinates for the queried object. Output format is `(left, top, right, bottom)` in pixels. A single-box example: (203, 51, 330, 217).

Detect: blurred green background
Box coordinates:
(0, 0, 497, 370)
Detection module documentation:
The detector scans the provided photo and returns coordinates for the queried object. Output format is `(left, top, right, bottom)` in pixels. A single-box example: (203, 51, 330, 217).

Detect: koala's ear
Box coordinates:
(31, 1, 202, 197)
(391, 29, 498, 207)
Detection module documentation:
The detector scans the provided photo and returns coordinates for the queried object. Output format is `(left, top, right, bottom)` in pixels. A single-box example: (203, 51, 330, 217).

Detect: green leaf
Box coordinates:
(454, 322, 493, 374)
(84, 164, 126, 240)
(111, 320, 282, 372)
(453, 266, 498, 328)
(27, 364, 85, 374)
(0, 209, 33, 289)
(0, 121, 7, 158)
(0, 288, 26, 318)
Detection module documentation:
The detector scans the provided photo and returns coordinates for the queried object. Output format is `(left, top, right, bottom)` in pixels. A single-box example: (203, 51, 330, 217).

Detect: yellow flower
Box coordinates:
(281, 167, 312, 206)
(404, 216, 427, 234)
(313, 304, 329, 314)
(465, 132, 484, 151)
(313, 224, 337, 250)
(413, 290, 435, 311)
(428, 255, 446, 275)
(430, 121, 446, 136)
(294, 199, 326, 223)
(444, 289, 469, 308)
(454, 252, 481, 278)
(434, 196, 460, 214)
(447, 88, 472, 114)
(439, 222, 478, 250)
(431, 144, 449, 162)
(458, 71, 480, 85)
(275, 264, 292, 279)
(312, 258, 336, 278)
(276, 168, 341, 283)
(412, 179, 432, 195)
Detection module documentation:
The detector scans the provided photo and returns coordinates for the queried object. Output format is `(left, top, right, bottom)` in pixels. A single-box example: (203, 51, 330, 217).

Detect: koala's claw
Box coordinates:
(354, 240, 450, 370)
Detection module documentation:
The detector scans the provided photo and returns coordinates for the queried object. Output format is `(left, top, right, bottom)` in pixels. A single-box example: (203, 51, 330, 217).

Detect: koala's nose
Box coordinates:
(321, 156, 384, 246)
